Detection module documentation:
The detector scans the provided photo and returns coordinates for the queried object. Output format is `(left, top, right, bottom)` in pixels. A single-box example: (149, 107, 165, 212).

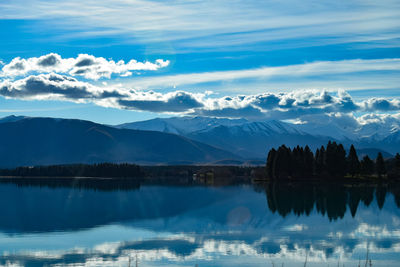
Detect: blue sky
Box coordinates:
(0, 0, 399, 124)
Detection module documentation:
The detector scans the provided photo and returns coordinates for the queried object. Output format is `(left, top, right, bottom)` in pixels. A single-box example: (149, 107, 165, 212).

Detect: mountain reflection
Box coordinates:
(0, 179, 400, 266)
(0, 178, 399, 233)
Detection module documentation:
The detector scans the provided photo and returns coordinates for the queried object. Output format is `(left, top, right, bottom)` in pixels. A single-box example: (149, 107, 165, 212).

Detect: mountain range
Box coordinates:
(118, 116, 397, 159)
(0, 116, 237, 168)
(0, 115, 397, 168)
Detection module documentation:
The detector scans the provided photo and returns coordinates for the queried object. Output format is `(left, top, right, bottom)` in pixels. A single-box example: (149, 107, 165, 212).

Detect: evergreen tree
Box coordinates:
(291, 146, 299, 178)
(264, 142, 397, 180)
(395, 153, 400, 171)
(298, 146, 305, 177)
(266, 148, 277, 179)
(360, 155, 374, 176)
(388, 153, 400, 179)
(291, 145, 305, 178)
(325, 141, 336, 176)
(272, 145, 292, 179)
(315, 148, 320, 174)
(315, 146, 325, 176)
(336, 143, 347, 177)
(325, 141, 346, 177)
(376, 152, 386, 177)
(347, 144, 360, 177)
(304, 145, 314, 177)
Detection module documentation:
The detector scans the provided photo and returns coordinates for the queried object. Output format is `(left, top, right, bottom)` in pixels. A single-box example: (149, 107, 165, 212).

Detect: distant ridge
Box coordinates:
(356, 148, 393, 160)
(0, 115, 396, 167)
(0, 117, 240, 168)
(117, 116, 248, 135)
(118, 116, 396, 159)
(0, 115, 27, 123)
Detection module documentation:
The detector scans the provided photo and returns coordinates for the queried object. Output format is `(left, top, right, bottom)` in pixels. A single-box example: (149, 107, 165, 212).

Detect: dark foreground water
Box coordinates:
(0, 179, 400, 267)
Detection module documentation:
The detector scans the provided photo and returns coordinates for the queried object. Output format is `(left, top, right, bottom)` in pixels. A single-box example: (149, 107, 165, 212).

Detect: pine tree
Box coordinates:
(292, 145, 305, 178)
(304, 145, 314, 178)
(272, 145, 292, 179)
(360, 155, 374, 176)
(336, 143, 347, 177)
(325, 141, 346, 177)
(315, 146, 325, 176)
(291, 146, 299, 178)
(266, 148, 277, 179)
(325, 141, 336, 176)
(395, 153, 400, 170)
(376, 152, 386, 177)
(389, 153, 400, 179)
(347, 144, 360, 177)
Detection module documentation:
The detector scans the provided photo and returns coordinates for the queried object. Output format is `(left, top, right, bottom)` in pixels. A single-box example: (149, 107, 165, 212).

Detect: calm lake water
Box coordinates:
(0, 179, 400, 267)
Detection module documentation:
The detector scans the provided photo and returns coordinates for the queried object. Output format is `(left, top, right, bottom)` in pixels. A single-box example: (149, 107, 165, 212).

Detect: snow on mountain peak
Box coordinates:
(117, 115, 400, 144)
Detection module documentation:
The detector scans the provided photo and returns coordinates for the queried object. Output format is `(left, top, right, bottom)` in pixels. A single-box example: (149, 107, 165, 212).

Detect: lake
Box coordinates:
(0, 179, 399, 267)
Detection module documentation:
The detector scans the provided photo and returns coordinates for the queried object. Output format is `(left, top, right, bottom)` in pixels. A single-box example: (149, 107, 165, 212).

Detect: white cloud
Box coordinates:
(362, 98, 400, 111)
(126, 58, 400, 90)
(1, 54, 400, 127)
(2, 55, 400, 100)
(1, 53, 169, 80)
(0, 73, 126, 103)
(2, 73, 400, 124)
(0, 0, 399, 51)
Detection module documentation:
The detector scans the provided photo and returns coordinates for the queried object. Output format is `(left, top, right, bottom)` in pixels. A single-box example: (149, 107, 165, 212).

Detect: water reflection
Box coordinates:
(0, 178, 399, 266)
(262, 182, 400, 220)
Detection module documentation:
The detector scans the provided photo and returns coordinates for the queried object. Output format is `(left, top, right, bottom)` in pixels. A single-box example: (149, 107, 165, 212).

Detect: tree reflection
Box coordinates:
(262, 182, 400, 220)
(0, 177, 141, 191)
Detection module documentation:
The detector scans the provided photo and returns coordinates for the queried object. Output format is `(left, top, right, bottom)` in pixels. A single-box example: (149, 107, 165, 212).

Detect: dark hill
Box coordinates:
(0, 117, 239, 168)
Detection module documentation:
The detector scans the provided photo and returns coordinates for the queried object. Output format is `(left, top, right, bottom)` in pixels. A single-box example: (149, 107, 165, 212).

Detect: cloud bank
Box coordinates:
(2, 71, 400, 123)
(1, 53, 400, 130)
(1, 53, 169, 80)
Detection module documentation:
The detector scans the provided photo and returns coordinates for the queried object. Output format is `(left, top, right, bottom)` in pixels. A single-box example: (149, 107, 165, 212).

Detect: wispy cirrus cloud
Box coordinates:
(0, 0, 399, 52)
(1, 53, 169, 80)
(126, 58, 400, 91)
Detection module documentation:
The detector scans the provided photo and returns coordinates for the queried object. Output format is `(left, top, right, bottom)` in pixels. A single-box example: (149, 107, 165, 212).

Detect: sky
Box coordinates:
(0, 0, 400, 125)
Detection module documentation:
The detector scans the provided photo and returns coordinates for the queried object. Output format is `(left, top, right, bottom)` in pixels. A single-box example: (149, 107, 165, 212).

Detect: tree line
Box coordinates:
(0, 163, 145, 178)
(0, 163, 257, 181)
(266, 141, 400, 179)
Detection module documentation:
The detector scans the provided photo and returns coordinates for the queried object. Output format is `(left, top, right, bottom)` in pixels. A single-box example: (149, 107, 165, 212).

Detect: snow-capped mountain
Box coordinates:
(357, 122, 400, 141)
(186, 121, 332, 159)
(117, 116, 248, 135)
(118, 117, 335, 158)
(118, 116, 400, 158)
(295, 122, 357, 141)
(0, 115, 396, 166)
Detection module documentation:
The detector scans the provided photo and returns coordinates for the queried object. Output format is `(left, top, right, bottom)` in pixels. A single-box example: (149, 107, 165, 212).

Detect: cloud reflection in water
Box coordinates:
(0, 180, 399, 266)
